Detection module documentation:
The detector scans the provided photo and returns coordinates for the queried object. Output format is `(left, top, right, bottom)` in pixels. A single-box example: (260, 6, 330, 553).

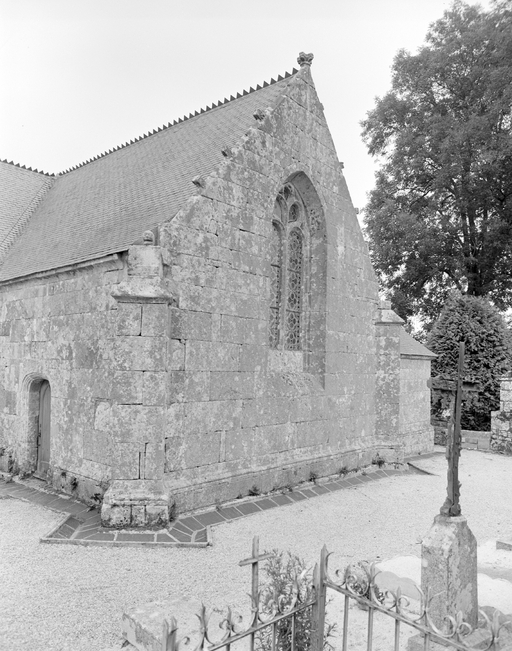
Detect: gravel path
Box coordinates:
(1, 449, 511, 651)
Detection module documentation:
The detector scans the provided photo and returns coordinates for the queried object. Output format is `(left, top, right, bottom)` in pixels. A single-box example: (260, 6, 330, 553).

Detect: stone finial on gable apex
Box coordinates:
(297, 52, 314, 67)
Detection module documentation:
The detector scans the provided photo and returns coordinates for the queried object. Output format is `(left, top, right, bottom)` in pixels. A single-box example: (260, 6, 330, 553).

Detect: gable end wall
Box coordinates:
(158, 68, 388, 512)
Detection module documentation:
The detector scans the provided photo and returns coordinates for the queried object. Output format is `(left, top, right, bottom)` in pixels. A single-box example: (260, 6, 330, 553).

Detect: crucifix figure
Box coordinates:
(427, 342, 478, 517)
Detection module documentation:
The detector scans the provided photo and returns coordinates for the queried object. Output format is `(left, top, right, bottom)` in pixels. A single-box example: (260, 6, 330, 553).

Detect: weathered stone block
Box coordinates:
(169, 308, 212, 341)
(210, 372, 255, 400)
(131, 505, 146, 527)
(239, 344, 267, 372)
(102, 479, 169, 528)
(145, 506, 168, 528)
(164, 435, 183, 472)
(127, 244, 162, 278)
(243, 318, 266, 345)
(184, 340, 211, 370)
(183, 400, 242, 434)
(241, 397, 290, 428)
(117, 304, 142, 336)
(113, 337, 166, 371)
(168, 371, 210, 403)
(122, 599, 201, 651)
(421, 514, 478, 629)
(184, 431, 221, 468)
(112, 442, 141, 479)
(111, 371, 143, 404)
(110, 405, 165, 442)
(142, 440, 164, 480)
(101, 503, 131, 528)
(168, 339, 185, 371)
(224, 428, 252, 461)
(143, 372, 166, 406)
(94, 400, 112, 431)
(141, 304, 168, 337)
(219, 314, 246, 344)
(83, 428, 114, 464)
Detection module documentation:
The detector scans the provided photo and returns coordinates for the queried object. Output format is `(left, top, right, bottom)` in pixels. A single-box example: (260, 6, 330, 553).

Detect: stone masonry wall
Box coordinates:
(0, 64, 404, 522)
(157, 65, 389, 513)
(491, 375, 512, 455)
(399, 356, 434, 455)
(0, 247, 177, 523)
(375, 303, 402, 448)
(0, 259, 124, 500)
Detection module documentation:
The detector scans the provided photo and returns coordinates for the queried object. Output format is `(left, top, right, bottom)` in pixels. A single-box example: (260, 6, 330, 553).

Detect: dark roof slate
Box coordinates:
(0, 72, 296, 282)
(400, 328, 436, 358)
(0, 162, 54, 263)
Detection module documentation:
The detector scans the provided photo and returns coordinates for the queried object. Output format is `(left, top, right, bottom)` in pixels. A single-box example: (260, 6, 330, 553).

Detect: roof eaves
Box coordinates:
(0, 251, 123, 287)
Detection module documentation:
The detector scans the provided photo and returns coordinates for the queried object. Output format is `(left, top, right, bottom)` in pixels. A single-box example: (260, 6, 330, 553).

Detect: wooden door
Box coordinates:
(36, 381, 51, 477)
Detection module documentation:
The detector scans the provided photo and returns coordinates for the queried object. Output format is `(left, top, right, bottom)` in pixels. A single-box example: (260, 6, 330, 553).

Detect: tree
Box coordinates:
(361, 1, 512, 326)
(427, 293, 510, 430)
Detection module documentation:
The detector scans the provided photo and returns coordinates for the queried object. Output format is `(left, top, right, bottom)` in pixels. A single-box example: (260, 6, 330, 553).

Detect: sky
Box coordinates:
(0, 0, 488, 211)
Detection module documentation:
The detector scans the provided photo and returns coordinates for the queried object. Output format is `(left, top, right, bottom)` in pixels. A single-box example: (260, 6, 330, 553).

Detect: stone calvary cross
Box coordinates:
(427, 342, 478, 517)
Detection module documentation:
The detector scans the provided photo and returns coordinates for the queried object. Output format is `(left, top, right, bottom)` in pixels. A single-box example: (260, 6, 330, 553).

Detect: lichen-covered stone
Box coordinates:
(0, 62, 434, 527)
(491, 377, 512, 454)
(421, 515, 478, 628)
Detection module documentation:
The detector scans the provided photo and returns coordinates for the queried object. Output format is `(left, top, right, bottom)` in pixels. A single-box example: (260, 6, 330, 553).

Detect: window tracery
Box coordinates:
(269, 184, 309, 351)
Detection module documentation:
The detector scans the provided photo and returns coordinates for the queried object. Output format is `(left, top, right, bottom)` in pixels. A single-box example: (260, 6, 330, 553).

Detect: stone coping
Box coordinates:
(0, 451, 442, 548)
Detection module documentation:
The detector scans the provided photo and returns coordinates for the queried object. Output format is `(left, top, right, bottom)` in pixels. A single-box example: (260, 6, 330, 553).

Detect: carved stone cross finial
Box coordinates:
(297, 52, 314, 67)
(427, 343, 478, 517)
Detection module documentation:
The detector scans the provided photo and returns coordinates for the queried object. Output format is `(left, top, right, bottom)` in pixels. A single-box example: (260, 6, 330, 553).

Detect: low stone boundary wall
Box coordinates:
(491, 375, 512, 455)
(432, 421, 490, 450)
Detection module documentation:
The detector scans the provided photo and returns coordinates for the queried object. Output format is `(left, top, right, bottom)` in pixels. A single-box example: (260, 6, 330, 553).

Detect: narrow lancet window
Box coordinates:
(285, 229, 303, 350)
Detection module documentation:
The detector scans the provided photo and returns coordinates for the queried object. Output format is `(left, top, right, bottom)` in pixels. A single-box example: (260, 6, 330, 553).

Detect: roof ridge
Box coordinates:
(0, 158, 54, 177)
(62, 67, 299, 175)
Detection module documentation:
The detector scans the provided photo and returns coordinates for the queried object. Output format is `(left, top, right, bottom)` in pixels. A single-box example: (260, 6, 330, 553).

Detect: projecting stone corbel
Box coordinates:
(111, 231, 178, 305)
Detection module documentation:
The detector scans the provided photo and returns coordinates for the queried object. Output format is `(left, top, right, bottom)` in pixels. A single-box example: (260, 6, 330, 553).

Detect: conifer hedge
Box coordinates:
(427, 294, 510, 431)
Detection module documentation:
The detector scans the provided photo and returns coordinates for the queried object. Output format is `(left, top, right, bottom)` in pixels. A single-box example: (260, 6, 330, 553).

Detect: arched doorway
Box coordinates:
(35, 380, 51, 478)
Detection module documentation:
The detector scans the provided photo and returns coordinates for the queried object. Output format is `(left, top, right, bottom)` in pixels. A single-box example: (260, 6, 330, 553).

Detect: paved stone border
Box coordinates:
(0, 451, 442, 548)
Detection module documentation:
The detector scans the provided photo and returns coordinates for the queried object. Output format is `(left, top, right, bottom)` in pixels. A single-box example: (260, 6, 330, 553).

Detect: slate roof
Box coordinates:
(0, 70, 298, 282)
(0, 162, 54, 263)
(400, 328, 436, 358)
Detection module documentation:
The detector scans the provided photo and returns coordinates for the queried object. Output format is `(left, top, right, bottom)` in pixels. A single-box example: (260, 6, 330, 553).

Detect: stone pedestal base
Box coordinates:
(101, 480, 170, 528)
(421, 514, 478, 629)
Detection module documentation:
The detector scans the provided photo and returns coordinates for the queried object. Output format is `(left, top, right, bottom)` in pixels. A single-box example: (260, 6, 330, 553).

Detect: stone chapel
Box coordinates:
(0, 53, 435, 527)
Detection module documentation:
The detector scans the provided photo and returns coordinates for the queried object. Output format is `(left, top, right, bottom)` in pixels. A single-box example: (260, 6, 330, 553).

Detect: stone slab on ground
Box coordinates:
(123, 599, 202, 651)
(408, 626, 512, 651)
(498, 538, 512, 552)
(377, 546, 512, 615)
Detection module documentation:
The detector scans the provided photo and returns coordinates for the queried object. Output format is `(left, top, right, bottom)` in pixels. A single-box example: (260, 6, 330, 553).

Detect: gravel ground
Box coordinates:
(1, 449, 511, 651)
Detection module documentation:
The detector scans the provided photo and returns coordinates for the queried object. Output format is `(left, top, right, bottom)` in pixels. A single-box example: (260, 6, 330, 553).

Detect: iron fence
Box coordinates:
(157, 536, 510, 651)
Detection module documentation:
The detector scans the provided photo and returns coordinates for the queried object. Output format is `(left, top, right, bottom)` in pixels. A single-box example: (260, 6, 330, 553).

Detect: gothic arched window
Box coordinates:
(269, 184, 309, 351)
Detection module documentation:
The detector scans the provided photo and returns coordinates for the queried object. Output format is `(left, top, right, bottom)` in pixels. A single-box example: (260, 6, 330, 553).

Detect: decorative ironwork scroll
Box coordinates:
(320, 545, 509, 651)
(157, 538, 510, 651)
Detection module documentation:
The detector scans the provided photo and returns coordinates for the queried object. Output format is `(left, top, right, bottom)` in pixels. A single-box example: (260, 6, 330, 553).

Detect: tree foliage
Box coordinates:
(427, 293, 510, 430)
(362, 1, 512, 325)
